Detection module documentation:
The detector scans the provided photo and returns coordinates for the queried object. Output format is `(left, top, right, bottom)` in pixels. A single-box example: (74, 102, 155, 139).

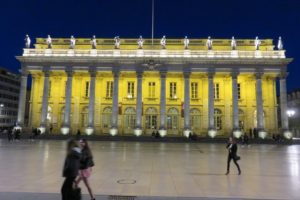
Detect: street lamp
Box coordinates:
(287, 109, 295, 117)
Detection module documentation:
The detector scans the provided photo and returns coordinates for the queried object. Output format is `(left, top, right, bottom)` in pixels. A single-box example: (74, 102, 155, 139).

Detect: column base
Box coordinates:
(258, 130, 268, 139)
(134, 128, 143, 137)
(14, 125, 22, 131)
(85, 127, 94, 135)
(159, 129, 167, 137)
(233, 129, 242, 138)
(109, 128, 118, 136)
(283, 130, 293, 139)
(183, 129, 191, 138)
(60, 126, 70, 135)
(38, 126, 46, 134)
(208, 129, 217, 138)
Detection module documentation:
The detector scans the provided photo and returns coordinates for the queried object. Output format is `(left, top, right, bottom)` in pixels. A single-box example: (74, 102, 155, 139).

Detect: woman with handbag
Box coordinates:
(61, 139, 81, 200)
(75, 138, 96, 200)
(226, 136, 241, 175)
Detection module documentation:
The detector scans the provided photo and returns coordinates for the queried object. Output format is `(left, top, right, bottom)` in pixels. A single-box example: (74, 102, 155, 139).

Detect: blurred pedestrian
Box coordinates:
(226, 137, 241, 175)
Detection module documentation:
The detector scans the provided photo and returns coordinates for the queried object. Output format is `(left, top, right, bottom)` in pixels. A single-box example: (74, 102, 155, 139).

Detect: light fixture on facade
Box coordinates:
(0, 104, 4, 108)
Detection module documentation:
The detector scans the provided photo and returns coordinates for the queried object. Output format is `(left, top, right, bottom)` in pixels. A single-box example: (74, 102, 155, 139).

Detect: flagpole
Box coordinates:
(152, 0, 154, 47)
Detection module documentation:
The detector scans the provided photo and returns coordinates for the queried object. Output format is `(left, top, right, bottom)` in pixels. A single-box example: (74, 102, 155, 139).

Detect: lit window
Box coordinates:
(106, 81, 113, 98)
(148, 82, 156, 98)
(127, 82, 134, 98)
(191, 82, 198, 99)
(170, 82, 177, 98)
(214, 83, 219, 99)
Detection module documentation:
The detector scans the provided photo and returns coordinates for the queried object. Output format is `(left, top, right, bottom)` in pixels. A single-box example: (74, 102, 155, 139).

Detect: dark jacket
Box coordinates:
(79, 148, 94, 170)
(226, 143, 238, 157)
(63, 147, 81, 177)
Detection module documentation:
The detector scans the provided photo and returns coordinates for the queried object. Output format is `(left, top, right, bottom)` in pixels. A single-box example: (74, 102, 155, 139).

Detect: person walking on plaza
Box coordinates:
(226, 137, 241, 175)
(61, 139, 81, 200)
(75, 138, 95, 200)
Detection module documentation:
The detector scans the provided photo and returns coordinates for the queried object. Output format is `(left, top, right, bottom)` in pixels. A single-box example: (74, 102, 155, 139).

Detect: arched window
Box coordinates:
(190, 108, 201, 130)
(81, 107, 89, 127)
(167, 108, 179, 130)
(145, 107, 158, 129)
(102, 107, 112, 128)
(124, 107, 136, 129)
(214, 109, 222, 130)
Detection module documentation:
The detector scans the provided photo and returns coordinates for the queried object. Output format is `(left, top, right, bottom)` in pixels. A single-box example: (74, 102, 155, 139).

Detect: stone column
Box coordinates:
(110, 70, 119, 136)
(279, 73, 290, 137)
(86, 69, 96, 135)
(207, 72, 217, 137)
(159, 71, 167, 137)
(255, 73, 266, 137)
(183, 71, 191, 137)
(16, 68, 28, 128)
(232, 72, 240, 132)
(39, 67, 50, 134)
(61, 69, 73, 135)
(134, 71, 143, 136)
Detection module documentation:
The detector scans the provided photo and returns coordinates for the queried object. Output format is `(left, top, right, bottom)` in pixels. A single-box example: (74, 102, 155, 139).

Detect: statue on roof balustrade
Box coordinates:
(206, 36, 213, 50)
(161, 35, 166, 49)
(184, 36, 189, 49)
(231, 36, 237, 50)
(277, 36, 283, 50)
(114, 36, 121, 49)
(137, 35, 144, 49)
(46, 35, 52, 49)
(25, 34, 31, 48)
(254, 36, 261, 50)
(91, 35, 97, 49)
(70, 35, 76, 49)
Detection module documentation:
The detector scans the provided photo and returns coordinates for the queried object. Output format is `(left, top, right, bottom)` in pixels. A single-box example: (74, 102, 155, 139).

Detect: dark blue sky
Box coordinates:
(0, 0, 299, 91)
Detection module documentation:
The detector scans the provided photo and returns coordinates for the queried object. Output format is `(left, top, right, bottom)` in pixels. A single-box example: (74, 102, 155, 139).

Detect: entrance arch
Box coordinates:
(123, 107, 136, 134)
(167, 107, 179, 135)
(145, 107, 158, 134)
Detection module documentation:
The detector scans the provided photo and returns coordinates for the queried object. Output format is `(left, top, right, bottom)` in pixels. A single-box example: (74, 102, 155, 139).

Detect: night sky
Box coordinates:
(0, 0, 299, 91)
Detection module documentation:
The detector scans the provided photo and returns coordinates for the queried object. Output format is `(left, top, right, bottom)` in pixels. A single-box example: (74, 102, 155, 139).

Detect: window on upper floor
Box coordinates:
(214, 83, 219, 99)
(106, 81, 113, 98)
(170, 82, 177, 98)
(127, 82, 134, 98)
(148, 82, 156, 98)
(191, 82, 198, 99)
(85, 81, 89, 97)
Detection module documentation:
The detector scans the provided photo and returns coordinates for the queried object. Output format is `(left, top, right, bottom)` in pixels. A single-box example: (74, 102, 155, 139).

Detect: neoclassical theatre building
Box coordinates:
(16, 36, 292, 137)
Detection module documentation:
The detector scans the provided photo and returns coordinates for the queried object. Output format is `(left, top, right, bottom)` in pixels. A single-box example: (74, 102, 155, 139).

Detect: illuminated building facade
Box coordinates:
(16, 37, 292, 137)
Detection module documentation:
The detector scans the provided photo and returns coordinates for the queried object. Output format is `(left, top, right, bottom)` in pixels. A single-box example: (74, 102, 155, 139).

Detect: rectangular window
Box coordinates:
(148, 82, 156, 98)
(170, 82, 177, 98)
(238, 83, 241, 99)
(127, 82, 134, 98)
(191, 82, 198, 99)
(85, 81, 89, 97)
(106, 81, 113, 98)
(214, 83, 219, 99)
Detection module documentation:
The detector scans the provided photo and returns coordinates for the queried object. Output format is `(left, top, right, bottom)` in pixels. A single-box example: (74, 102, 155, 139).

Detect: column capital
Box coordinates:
(42, 66, 51, 77)
(255, 72, 264, 79)
(231, 72, 239, 79)
(136, 71, 143, 78)
(89, 67, 97, 77)
(207, 72, 215, 79)
(113, 70, 120, 78)
(160, 71, 167, 78)
(279, 72, 288, 79)
(183, 71, 191, 79)
(65, 69, 74, 77)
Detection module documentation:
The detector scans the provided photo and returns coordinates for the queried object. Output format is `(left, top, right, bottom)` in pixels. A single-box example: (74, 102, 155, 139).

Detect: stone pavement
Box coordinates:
(0, 139, 299, 200)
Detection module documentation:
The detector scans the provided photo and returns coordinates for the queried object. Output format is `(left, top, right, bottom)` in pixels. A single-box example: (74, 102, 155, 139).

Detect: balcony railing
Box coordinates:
(23, 49, 286, 59)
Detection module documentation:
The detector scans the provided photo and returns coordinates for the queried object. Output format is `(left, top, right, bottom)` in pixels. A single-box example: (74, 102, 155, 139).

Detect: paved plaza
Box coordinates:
(0, 139, 299, 200)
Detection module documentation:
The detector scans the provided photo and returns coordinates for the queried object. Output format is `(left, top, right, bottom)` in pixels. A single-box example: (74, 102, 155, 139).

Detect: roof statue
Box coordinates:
(70, 35, 76, 49)
(91, 35, 97, 49)
(137, 36, 144, 49)
(46, 35, 52, 49)
(160, 35, 166, 49)
(184, 36, 189, 49)
(206, 36, 213, 50)
(114, 36, 121, 49)
(255, 36, 261, 50)
(277, 36, 283, 50)
(25, 34, 31, 48)
(231, 36, 237, 50)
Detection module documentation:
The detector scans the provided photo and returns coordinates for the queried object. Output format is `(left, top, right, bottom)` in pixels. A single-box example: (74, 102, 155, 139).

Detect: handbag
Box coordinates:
(235, 155, 241, 161)
(72, 184, 82, 200)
